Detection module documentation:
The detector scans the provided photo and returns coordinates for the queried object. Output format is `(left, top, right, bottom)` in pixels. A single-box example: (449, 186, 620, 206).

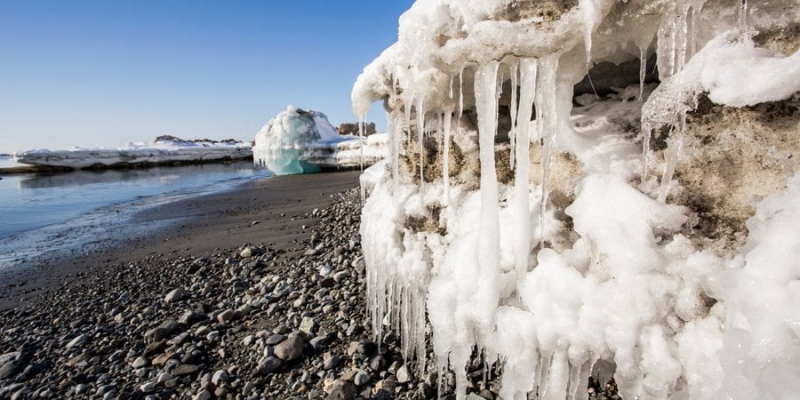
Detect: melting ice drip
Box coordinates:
(353, 1, 800, 399)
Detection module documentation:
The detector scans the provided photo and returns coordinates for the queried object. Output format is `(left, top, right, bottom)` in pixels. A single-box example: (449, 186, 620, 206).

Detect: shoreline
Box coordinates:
(0, 170, 362, 310)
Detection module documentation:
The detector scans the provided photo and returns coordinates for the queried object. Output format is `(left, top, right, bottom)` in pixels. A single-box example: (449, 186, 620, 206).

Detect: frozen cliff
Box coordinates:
(252, 105, 387, 175)
(352, 0, 799, 399)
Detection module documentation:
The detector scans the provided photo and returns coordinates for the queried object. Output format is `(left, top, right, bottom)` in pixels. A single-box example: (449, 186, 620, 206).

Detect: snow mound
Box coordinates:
(13, 138, 252, 170)
(351, 0, 800, 399)
(253, 105, 387, 175)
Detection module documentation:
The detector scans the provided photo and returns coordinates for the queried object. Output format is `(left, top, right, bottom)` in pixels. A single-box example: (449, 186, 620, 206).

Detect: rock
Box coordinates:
(179, 310, 207, 326)
(231, 280, 247, 293)
(211, 370, 229, 386)
(143, 340, 166, 357)
(193, 390, 212, 400)
(140, 382, 155, 393)
(309, 336, 329, 351)
(266, 334, 286, 345)
(164, 288, 184, 303)
(66, 334, 88, 349)
(217, 309, 235, 323)
(333, 271, 349, 283)
(274, 335, 305, 361)
(369, 355, 386, 371)
(325, 380, 355, 400)
(396, 364, 412, 384)
(299, 317, 316, 334)
(0, 352, 20, 366)
(131, 356, 148, 369)
(254, 356, 282, 376)
(172, 364, 200, 377)
(240, 247, 255, 258)
(323, 353, 342, 370)
(0, 361, 20, 380)
(354, 369, 370, 386)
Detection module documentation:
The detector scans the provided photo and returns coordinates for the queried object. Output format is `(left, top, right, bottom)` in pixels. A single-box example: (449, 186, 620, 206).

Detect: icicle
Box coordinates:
(443, 110, 452, 207)
(358, 115, 365, 172)
(471, 60, 501, 400)
(580, 0, 600, 68)
(658, 112, 687, 202)
(416, 98, 426, 197)
(449, 75, 454, 99)
(509, 60, 519, 171)
(542, 351, 569, 400)
(458, 70, 464, 123)
(739, 0, 748, 28)
(538, 56, 559, 235)
(514, 58, 537, 280)
(638, 46, 647, 102)
(389, 112, 400, 192)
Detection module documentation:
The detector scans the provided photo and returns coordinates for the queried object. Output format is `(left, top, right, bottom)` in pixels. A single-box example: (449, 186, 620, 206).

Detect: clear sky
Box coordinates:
(0, 1, 413, 153)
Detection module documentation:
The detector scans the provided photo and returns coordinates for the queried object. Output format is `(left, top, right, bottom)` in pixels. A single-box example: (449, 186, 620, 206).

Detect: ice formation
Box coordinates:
(253, 105, 387, 175)
(352, 0, 799, 398)
(13, 136, 252, 170)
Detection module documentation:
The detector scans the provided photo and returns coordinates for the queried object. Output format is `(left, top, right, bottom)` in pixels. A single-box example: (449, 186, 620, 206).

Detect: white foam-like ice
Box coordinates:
(353, 0, 800, 398)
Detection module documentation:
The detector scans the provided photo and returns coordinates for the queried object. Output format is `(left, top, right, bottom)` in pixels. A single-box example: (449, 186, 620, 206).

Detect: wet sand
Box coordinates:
(0, 170, 361, 310)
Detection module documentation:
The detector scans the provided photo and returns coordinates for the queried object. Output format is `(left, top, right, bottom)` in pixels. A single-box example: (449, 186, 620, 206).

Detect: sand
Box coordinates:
(0, 170, 362, 310)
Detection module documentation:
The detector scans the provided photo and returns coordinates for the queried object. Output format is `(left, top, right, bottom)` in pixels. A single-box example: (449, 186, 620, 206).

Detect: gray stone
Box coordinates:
(193, 390, 212, 400)
(325, 380, 355, 400)
(164, 288, 184, 303)
(66, 334, 88, 349)
(217, 309, 235, 323)
(131, 356, 148, 368)
(354, 369, 370, 386)
(211, 370, 229, 386)
(274, 335, 305, 361)
(266, 334, 286, 346)
(0, 361, 20, 380)
(323, 353, 342, 370)
(179, 310, 207, 326)
(254, 356, 282, 376)
(140, 382, 156, 393)
(396, 364, 412, 384)
(299, 317, 316, 335)
(172, 364, 199, 377)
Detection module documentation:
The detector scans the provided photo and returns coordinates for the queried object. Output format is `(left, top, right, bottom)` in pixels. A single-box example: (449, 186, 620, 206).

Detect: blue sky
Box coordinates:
(0, 1, 413, 152)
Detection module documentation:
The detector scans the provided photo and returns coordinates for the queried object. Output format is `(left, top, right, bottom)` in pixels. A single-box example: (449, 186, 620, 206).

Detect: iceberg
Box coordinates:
(253, 105, 387, 175)
(352, 0, 800, 399)
(13, 136, 253, 170)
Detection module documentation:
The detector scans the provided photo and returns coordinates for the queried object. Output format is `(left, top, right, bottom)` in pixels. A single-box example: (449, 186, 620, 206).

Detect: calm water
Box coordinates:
(0, 158, 271, 270)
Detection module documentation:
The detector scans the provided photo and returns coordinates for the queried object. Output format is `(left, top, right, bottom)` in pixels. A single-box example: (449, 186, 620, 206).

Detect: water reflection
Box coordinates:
(0, 161, 271, 271)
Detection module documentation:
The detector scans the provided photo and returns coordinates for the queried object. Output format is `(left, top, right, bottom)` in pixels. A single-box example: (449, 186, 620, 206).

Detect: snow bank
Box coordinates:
(252, 105, 387, 175)
(13, 137, 252, 170)
(352, 0, 800, 398)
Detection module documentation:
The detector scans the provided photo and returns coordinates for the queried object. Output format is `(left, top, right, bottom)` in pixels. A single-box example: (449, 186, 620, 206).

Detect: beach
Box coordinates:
(0, 171, 361, 310)
(0, 172, 620, 400)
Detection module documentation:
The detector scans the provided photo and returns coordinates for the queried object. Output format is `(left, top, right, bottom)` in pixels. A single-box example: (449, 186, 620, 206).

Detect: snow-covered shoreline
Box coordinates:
(12, 137, 253, 170)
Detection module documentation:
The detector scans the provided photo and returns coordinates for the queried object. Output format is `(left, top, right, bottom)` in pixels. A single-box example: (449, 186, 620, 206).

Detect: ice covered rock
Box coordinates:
(352, 0, 800, 399)
(253, 105, 387, 175)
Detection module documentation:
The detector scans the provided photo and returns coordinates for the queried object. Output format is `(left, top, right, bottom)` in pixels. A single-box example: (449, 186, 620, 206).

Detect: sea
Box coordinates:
(0, 155, 272, 271)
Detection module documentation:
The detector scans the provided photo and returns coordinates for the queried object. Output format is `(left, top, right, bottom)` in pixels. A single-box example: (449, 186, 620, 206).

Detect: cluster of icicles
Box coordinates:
(354, 2, 759, 400)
